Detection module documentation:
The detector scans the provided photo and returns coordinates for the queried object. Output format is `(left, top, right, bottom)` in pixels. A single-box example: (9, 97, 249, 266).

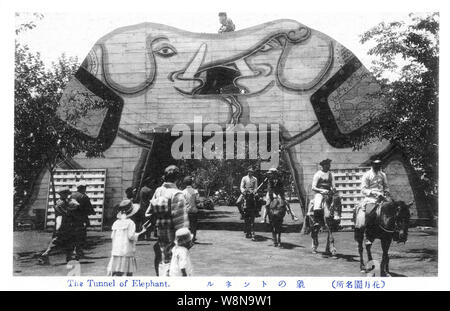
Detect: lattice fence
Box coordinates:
(332, 167, 370, 229)
(45, 169, 107, 231)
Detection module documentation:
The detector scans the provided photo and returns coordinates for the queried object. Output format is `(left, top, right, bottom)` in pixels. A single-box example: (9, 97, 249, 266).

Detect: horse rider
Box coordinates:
(261, 167, 299, 223)
(310, 159, 340, 218)
(236, 167, 258, 218)
(309, 159, 341, 253)
(358, 159, 391, 245)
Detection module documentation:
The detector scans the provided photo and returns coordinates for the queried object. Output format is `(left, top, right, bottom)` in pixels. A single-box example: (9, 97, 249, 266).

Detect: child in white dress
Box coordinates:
(169, 228, 193, 277)
(107, 199, 146, 276)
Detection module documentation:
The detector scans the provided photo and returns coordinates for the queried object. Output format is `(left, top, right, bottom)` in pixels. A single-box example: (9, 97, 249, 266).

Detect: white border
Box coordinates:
(1, 0, 448, 291)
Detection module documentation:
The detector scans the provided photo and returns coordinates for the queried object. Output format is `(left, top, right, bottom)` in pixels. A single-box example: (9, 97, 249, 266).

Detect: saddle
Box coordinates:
(269, 197, 286, 218)
(354, 200, 386, 229)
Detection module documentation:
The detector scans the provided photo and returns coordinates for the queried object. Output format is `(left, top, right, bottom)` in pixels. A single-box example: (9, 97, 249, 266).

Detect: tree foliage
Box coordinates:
(177, 148, 293, 197)
(355, 13, 438, 199)
(14, 14, 109, 221)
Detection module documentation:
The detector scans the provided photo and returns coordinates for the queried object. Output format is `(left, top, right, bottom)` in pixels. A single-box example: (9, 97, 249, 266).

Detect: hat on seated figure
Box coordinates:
(319, 159, 332, 166)
(371, 159, 382, 165)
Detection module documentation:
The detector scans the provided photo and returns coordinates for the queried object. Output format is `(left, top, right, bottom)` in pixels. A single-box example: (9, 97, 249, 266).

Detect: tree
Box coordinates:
(14, 14, 110, 225)
(354, 13, 438, 214)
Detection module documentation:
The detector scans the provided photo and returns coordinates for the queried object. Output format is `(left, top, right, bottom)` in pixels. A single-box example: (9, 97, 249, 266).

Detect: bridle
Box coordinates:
(378, 201, 410, 235)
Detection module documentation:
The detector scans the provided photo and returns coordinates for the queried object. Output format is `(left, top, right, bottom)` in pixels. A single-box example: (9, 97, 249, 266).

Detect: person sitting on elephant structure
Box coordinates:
(218, 12, 235, 33)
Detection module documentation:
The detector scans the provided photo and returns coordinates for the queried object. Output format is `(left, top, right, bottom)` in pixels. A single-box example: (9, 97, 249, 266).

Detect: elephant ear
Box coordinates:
(100, 31, 156, 95)
(277, 32, 334, 92)
(310, 42, 384, 148)
(56, 65, 124, 151)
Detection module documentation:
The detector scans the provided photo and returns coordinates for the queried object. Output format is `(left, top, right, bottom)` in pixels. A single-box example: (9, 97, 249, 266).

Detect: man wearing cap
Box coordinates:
(218, 12, 235, 33)
(261, 168, 299, 223)
(145, 165, 189, 276)
(311, 159, 336, 213)
(358, 159, 391, 244)
(236, 168, 258, 217)
(71, 180, 95, 254)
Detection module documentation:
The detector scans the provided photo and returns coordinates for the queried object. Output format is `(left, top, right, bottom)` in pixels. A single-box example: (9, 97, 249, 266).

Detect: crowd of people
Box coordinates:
(37, 155, 392, 276)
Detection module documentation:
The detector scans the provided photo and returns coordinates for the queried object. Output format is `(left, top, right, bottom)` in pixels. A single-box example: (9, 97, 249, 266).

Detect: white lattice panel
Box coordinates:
(332, 167, 370, 229)
(45, 169, 107, 231)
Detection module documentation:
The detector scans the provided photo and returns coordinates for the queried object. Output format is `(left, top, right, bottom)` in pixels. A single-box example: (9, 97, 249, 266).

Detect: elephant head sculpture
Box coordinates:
(57, 19, 384, 151)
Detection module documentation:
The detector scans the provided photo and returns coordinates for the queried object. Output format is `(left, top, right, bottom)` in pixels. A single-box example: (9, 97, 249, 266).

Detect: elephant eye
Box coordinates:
(155, 45, 177, 58)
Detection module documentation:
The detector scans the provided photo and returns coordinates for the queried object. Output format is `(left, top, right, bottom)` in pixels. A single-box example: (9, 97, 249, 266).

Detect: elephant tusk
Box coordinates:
(182, 43, 207, 79)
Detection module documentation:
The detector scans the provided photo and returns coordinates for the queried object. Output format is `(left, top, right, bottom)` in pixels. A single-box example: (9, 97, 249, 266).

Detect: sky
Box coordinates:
(13, 8, 417, 70)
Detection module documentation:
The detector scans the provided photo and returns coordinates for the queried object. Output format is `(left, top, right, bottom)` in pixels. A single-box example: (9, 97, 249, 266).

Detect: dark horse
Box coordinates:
(242, 192, 261, 240)
(354, 197, 412, 276)
(267, 196, 287, 247)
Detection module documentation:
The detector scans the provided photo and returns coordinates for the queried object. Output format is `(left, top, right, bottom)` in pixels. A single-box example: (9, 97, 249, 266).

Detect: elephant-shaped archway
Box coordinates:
(55, 19, 425, 221)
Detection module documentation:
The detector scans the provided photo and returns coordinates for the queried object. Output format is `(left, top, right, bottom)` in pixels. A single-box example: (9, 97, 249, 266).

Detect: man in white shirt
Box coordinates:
(358, 159, 391, 244)
(236, 168, 258, 216)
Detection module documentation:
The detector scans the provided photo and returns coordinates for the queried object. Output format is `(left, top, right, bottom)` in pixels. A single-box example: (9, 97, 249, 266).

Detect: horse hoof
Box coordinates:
(38, 257, 50, 265)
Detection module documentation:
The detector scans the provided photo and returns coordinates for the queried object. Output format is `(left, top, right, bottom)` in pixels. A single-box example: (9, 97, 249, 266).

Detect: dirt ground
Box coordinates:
(13, 204, 438, 277)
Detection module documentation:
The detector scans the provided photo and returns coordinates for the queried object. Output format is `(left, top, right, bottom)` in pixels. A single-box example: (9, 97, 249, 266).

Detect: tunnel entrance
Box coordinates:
(194, 66, 245, 95)
(131, 127, 297, 206)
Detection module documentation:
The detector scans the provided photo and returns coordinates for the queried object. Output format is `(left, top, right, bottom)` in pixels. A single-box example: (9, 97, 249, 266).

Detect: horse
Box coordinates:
(242, 192, 261, 240)
(267, 195, 287, 247)
(309, 190, 342, 256)
(354, 198, 412, 276)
